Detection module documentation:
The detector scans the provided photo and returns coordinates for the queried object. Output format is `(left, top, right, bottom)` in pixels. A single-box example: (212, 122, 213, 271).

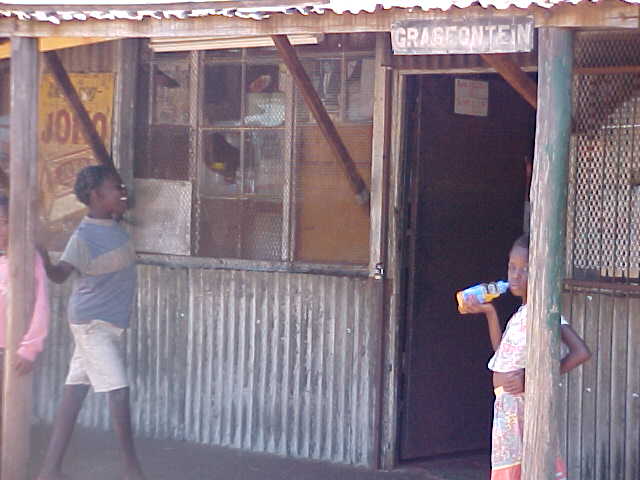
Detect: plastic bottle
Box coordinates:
(456, 281, 509, 314)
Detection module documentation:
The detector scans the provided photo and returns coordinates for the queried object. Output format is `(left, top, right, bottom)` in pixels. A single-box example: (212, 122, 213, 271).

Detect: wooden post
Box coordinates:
(44, 50, 113, 168)
(480, 53, 538, 109)
(522, 28, 573, 480)
(2, 36, 39, 480)
(271, 34, 370, 207)
(380, 70, 407, 471)
(370, 33, 393, 469)
(369, 33, 392, 276)
(112, 38, 139, 192)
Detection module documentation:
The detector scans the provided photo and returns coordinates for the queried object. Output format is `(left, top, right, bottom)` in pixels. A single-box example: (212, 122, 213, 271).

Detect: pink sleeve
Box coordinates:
(17, 253, 50, 362)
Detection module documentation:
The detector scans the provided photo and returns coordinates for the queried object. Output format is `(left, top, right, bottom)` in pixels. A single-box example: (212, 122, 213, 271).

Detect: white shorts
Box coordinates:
(65, 320, 128, 393)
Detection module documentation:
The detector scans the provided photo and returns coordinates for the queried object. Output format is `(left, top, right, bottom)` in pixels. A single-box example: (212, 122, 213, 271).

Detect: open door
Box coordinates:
(399, 74, 535, 460)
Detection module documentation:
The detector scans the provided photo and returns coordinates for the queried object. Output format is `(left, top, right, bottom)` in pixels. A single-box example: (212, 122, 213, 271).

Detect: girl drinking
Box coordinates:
(461, 234, 591, 480)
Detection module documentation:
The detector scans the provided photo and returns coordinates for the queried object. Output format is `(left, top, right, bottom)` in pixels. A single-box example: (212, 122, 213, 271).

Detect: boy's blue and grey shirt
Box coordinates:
(61, 217, 136, 329)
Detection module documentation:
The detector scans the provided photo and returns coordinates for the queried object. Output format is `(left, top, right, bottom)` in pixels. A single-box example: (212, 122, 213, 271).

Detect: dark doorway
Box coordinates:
(399, 74, 536, 462)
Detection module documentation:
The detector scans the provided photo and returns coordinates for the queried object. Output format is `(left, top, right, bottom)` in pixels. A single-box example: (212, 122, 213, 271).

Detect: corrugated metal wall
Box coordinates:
(560, 288, 640, 480)
(32, 265, 383, 466)
(54, 41, 115, 73)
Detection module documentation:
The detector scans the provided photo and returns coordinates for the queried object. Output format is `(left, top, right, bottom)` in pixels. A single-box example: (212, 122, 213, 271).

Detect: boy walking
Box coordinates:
(37, 165, 145, 480)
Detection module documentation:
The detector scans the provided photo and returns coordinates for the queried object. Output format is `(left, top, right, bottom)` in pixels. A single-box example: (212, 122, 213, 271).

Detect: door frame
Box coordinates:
(379, 65, 538, 470)
(379, 69, 408, 470)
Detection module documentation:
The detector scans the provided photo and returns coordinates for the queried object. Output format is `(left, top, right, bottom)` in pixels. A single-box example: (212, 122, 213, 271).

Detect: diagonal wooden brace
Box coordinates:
(481, 53, 537, 110)
(271, 34, 370, 207)
(44, 51, 114, 168)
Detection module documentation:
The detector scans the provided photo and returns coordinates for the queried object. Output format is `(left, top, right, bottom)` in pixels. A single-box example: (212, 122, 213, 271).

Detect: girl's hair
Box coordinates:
(74, 165, 118, 206)
(512, 233, 530, 251)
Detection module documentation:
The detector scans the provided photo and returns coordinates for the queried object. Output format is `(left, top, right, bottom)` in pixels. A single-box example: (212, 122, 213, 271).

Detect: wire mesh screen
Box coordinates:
(135, 39, 375, 264)
(137, 125, 190, 181)
(132, 179, 192, 255)
(135, 54, 191, 182)
(568, 32, 640, 282)
(195, 56, 285, 261)
(293, 55, 373, 265)
(197, 197, 282, 260)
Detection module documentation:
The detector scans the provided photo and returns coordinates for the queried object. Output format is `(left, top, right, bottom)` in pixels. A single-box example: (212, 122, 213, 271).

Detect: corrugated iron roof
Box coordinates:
(325, 0, 579, 12)
(0, 2, 308, 22)
(0, 0, 633, 23)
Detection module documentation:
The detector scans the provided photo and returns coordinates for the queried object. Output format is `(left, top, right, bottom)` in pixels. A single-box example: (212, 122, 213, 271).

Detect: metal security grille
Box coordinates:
(567, 32, 640, 282)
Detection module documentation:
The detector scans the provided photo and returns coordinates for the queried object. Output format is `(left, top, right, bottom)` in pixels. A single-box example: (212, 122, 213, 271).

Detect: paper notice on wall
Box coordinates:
(454, 78, 488, 117)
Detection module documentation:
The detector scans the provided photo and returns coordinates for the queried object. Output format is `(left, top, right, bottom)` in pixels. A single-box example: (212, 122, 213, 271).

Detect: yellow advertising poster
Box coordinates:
(38, 73, 113, 246)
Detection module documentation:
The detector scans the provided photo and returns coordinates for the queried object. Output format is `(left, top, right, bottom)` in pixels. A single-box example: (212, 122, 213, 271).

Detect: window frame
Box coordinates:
(140, 44, 376, 274)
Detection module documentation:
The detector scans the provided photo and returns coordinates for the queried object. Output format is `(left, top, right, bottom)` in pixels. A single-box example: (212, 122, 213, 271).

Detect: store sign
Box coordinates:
(391, 16, 534, 55)
(38, 73, 114, 224)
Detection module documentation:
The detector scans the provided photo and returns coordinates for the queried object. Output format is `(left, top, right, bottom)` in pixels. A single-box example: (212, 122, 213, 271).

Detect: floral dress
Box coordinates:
(487, 304, 567, 480)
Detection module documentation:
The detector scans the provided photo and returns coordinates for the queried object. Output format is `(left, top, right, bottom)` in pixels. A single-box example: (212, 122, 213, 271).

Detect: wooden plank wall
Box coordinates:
(296, 123, 372, 264)
(560, 288, 640, 479)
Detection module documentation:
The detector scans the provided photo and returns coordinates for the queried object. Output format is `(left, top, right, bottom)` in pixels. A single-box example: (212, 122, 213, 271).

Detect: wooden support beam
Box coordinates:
(481, 53, 537, 109)
(379, 70, 407, 471)
(2, 36, 39, 480)
(369, 33, 392, 275)
(522, 28, 573, 480)
(271, 34, 370, 206)
(43, 51, 113, 168)
(112, 38, 139, 192)
(575, 65, 640, 75)
(370, 31, 392, 470)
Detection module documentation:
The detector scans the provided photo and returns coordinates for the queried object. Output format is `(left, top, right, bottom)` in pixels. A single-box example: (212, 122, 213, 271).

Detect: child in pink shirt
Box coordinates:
(0, 194, 50, 374)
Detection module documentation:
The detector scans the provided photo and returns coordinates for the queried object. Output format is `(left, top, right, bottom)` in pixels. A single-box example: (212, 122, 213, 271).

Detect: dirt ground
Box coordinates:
(28, 425, 488, 480)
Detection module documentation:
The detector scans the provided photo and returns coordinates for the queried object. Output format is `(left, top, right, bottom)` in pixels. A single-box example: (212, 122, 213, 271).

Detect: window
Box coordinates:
(567, 32, 640, 283)
(136, 35, 375, 266)
(136, 53, 191, 181)
(197, 60, 285, 260)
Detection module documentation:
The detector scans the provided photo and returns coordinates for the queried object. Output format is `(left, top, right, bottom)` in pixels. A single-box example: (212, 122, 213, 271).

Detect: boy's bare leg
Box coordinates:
(109, 387, 146, 480)
(37, 384, 90, 480)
